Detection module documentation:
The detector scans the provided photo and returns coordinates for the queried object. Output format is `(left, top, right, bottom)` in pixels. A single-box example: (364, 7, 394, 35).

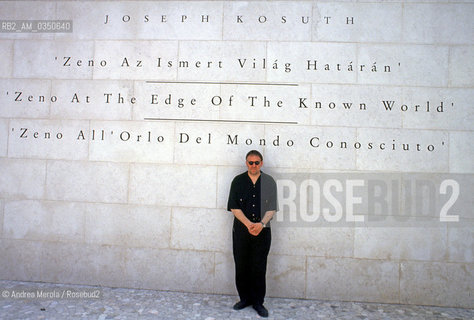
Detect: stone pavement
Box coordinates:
(0, 280, 473, 320)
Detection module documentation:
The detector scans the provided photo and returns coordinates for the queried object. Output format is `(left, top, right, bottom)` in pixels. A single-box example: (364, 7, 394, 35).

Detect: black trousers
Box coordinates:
(232, 218, 271, 306)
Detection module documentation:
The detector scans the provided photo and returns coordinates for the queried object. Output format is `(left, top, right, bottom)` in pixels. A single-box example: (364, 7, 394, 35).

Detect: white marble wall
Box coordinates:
(0, 1, 472, 308)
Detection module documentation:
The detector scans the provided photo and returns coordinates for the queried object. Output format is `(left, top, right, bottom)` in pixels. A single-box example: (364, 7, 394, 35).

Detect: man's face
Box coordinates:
(246, 154, 263, 176)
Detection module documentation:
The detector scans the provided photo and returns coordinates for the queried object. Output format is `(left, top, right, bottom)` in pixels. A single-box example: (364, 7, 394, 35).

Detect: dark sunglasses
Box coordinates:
(248, 161, 260, 165)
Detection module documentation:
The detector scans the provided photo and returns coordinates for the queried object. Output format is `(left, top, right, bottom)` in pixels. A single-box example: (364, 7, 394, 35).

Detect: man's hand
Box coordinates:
(247, 222, 264, 236)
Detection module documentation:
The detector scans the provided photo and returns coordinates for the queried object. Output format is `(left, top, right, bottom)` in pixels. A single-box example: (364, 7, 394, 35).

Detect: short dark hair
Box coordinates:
(246, 150, 263, 161)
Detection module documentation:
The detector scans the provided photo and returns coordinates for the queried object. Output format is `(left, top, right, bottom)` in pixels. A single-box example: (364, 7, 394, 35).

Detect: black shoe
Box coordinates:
(253, 304, 269, 317)
(233, 301, 250, 310)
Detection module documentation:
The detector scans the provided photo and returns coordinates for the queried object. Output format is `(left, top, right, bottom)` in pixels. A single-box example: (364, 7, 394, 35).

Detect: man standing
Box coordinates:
(227, 150, 278, 318)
